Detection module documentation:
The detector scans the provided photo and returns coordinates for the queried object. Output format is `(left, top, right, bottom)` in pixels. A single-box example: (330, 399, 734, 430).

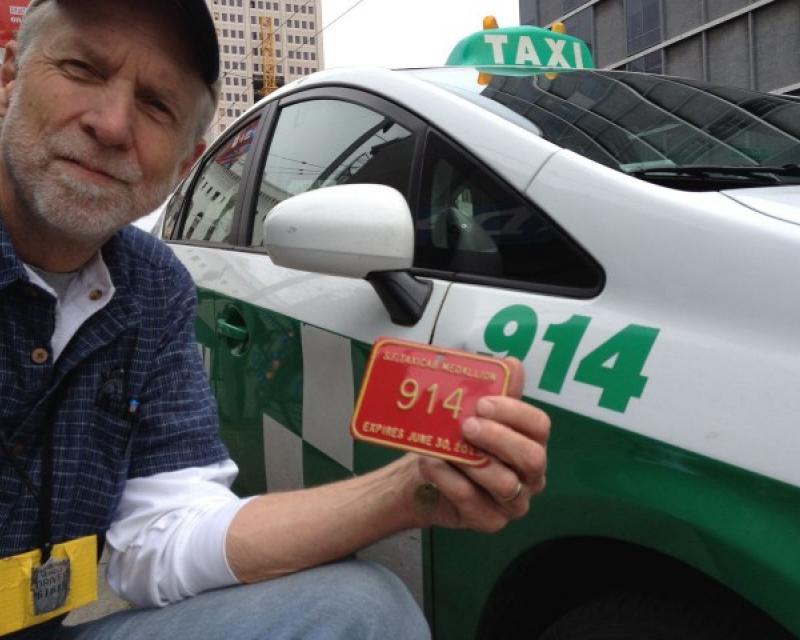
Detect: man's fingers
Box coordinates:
(475, 396, 551, 444)
(419, 457, 512, 533)
(463, 416, 547, 486)
(504, 357, 525, 398)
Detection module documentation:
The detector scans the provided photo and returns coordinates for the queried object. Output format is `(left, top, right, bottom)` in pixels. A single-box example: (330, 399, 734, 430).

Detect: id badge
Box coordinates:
(0, 535, 98, 635)
(351, 338, 510, 465)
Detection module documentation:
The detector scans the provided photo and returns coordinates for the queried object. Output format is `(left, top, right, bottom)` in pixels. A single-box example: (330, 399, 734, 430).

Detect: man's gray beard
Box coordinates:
(1, 97, 178, 245)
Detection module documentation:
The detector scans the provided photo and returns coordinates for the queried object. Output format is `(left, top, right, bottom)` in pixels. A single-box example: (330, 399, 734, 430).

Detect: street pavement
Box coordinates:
(63, 550, 131, 626)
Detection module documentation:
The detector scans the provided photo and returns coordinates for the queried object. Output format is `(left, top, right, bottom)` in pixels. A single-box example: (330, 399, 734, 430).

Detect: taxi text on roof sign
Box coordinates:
(447, 25, 595, 73)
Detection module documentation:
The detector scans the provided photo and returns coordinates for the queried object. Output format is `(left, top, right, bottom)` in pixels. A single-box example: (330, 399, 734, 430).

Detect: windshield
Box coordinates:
(408, 67, 800, 188)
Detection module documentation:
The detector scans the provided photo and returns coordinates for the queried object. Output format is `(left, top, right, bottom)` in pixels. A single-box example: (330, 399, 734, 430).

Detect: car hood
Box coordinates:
(722, 186, 800, 226)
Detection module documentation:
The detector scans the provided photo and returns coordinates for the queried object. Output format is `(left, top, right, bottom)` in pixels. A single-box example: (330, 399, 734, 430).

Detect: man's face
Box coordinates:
(0, 0, 208, 245)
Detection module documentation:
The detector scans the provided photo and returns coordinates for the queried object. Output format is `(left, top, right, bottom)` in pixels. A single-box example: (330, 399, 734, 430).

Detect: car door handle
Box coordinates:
(216, 318, 249, 342)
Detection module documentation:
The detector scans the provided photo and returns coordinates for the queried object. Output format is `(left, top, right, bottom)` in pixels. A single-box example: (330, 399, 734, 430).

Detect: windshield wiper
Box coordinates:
(628, 164, 800, 183)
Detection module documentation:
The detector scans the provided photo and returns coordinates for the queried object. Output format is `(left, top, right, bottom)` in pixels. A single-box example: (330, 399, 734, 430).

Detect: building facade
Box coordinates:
(206, 0, 325, 139)
(520, 0, 800, 96)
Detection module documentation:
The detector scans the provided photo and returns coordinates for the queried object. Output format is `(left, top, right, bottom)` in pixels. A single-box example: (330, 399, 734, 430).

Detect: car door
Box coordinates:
(415, 130, 609, 637)
(201, 89, 453, 494)
(198, 88, 453, 603)
(164, 111, 267, 492)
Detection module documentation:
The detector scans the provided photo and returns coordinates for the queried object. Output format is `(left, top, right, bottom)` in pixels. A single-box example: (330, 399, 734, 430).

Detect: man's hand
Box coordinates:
(226, 358, 548, 583)
(409, 358, 549, 533)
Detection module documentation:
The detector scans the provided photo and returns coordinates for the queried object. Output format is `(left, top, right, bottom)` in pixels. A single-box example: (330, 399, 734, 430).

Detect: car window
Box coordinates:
(416, 132, 600, 291)
(178, 116, 261, 243)
(250, 99, 414, 247)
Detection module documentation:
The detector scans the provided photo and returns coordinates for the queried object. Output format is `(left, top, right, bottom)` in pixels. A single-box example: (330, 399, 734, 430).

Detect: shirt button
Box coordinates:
(31, 347, 49, 365)
(89, 289, 104, 301)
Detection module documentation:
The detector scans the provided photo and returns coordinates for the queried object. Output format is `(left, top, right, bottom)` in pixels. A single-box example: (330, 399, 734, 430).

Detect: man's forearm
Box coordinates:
(226, 456, 423, 583)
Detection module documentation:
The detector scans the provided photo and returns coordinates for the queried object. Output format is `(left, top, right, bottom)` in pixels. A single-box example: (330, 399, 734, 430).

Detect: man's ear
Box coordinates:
(0, 40, 19, 117)
(177, 141, 206, 181)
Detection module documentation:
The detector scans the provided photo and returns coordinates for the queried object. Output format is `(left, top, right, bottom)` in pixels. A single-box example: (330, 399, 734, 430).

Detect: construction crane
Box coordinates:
(259, 15, 277, 97)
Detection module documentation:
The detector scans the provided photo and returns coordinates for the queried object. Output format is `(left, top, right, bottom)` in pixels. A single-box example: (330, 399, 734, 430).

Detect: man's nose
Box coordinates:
(79, 87, 135, 149)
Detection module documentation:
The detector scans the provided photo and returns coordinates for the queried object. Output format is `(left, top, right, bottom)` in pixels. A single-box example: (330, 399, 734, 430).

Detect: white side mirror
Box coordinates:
(264, 184, 414, 279)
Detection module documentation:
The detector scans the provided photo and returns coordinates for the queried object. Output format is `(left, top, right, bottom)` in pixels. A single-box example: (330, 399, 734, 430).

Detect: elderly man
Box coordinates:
(0, 1, 550, 638)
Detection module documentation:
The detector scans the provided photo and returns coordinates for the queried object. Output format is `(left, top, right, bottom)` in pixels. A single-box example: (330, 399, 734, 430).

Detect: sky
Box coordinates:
(319, 0, 521, 70)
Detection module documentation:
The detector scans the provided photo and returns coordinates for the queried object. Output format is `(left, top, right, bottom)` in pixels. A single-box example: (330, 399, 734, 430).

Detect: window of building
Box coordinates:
(627, 50, 662, 73)
(626, 0, 661, 54)
(302, 20, 307, 28)
(288, 50, 294, 58)
(288, 34, 293, 42)
(249, 99, 414, 246)
(309, 21, 314, 29)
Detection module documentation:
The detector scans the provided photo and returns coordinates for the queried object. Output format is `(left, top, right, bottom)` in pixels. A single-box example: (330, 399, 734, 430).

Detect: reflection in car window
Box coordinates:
(179, 117, 261, 243)
(250, 99, 413, 247)
(410, 68, 800, 182)
(417, 132, 600, 291)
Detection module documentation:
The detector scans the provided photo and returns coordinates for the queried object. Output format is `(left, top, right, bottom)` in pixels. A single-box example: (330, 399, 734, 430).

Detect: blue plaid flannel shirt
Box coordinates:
(0, 218, 229, 564)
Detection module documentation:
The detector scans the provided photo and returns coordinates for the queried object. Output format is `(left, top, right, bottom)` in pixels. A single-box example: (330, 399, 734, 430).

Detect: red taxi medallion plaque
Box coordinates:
(351, 338, 510, 465)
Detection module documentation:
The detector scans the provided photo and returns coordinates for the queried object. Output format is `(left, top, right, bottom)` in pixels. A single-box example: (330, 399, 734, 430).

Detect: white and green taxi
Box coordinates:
(154, 24, 800, 639)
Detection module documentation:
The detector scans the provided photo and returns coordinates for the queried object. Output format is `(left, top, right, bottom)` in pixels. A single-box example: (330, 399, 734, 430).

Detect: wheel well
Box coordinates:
(475, 536, 791, 638)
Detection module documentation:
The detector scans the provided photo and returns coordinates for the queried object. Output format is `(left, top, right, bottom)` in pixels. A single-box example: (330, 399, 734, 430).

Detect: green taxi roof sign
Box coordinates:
(446, 25, 595, 73)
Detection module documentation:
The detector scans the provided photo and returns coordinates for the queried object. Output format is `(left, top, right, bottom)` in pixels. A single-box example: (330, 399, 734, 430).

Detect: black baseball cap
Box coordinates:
(25, 0, 221, 92)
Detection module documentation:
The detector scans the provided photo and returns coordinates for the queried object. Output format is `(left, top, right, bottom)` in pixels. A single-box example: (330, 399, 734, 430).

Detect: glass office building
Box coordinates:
(520, 0, 800, 97)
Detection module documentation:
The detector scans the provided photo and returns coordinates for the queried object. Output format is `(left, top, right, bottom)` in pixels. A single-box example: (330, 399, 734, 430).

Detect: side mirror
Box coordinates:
(264, 184, 432, 326)
(264, 184, 413, 278)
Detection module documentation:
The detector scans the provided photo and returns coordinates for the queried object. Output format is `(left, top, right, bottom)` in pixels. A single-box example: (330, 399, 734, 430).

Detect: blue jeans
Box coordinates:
(57, 560, 430, 640)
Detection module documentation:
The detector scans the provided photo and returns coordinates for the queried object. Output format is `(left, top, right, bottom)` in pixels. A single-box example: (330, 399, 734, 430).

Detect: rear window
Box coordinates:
(409, 68, 800, 188)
